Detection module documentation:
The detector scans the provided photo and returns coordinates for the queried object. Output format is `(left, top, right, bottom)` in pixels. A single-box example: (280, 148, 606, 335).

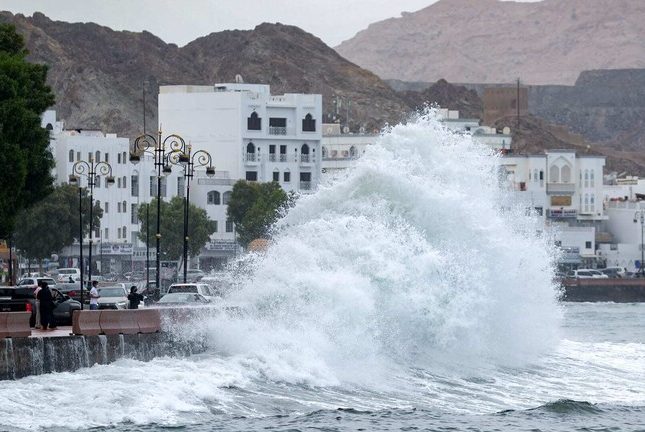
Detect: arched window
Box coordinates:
(223, 191, 232, 205)
(247, 111, 261, 130)
(590, 170, 595, 187)
(122, 226, 127, 239)
(246, 142, 256, 162)
(300, 143, 310, 162)
(272, 169, 280, 182)
(207, 191, 220, 205)
(118, 153, 122, 164)
(590, 194, 595, 212)
(69, 150, 74, 163)
(46, 123, 53, 131)
(561, 165, 571, 183)
(584, 194, 589, 212)
(549, 165, 560, 183)
(122, 176, 127, 188)
(302, 113, 316, 132)
(349, 146, 357, 158)
(123, 201, 127, 212)
(95, 151, 101, 162)
(533, 169, 538, 183)
(122, 152, 127, 164)
(584, 170, 589, 188)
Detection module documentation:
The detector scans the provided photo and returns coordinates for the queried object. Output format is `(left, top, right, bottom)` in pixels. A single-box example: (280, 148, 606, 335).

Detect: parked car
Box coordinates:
(56, 268, 81, 283)
(600, 267, 628, 278)
(185, 269, 205, 282)
(155, 292, 210, 306)
(167, 283, 217, 301)
(567, 269, 609, 279)
(1, 286, 81, 326)
(200, 276, 231, 297)
(16, 277, 57, 289)
(97, 286, 130, 310)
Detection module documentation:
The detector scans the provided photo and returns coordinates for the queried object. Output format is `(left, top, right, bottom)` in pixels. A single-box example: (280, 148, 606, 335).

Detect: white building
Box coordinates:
(43, 111, 151, 274)
(157, 83, 322, 267)
(601, 200, 645, 271)
(500, 150, 607, 267)
(321, 123, 378, 175)
(437, 108, 512, 151)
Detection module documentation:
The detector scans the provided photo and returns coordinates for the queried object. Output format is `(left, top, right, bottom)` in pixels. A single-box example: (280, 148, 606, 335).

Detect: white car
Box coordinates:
(167, 283, 216, 301)
(16, 277, 57, 289)
(567, 269, 609, 279)
(57, 268, 81, 283)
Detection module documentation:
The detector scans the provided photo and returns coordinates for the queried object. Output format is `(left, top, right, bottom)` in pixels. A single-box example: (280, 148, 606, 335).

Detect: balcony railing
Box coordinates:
(546, 183, 576, 195)
(269, 154, 276, 162)
(547, 209, 577, 218)
(279, 154, 287, 162)
(300, 154, 310, 163)
(300, 181, 312, 191)
(246, 152, 256, 162)
(269, 126, 287, 136)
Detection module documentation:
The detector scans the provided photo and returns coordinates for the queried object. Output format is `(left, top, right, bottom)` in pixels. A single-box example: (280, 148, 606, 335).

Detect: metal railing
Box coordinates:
(299, 181, 312, 190)
(246, 153, 256, 162)
(279, 154, 287, 162)
(546, 183, 576, 194)
(269, 126, 287, 136)
(300, 154, 310, 163)
(269, 154, 276, 162)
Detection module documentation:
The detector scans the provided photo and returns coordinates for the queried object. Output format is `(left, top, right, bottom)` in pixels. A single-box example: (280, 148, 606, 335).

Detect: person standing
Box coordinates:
(36, 282, 56, 330)
(127, 286, 144, 309)
(33, 282, 42, 329)
(89, 280, 100, 310)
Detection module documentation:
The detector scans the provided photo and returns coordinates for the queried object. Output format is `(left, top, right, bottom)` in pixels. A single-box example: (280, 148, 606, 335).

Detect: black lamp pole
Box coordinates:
(635, 211, 645, 276)
(70, 157, 115, 308)
(166, 145, 215, 283)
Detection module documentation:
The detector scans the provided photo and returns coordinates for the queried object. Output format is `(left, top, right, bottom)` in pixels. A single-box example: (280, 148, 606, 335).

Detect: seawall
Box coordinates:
(562, 279, 645, 302)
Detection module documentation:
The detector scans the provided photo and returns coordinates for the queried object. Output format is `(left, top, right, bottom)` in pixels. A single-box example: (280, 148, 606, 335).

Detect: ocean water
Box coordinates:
(1, 113, 643, 431)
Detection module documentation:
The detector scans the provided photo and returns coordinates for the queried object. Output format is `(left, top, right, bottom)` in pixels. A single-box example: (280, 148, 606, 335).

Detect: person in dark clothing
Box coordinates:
(36, 282, 57, 330)
(128, 286, 144, 309)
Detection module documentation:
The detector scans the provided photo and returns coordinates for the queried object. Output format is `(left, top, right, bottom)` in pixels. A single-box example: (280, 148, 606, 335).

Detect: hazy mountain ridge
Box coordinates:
(0, 12, 409, 138)
(336, 0, 645, 85)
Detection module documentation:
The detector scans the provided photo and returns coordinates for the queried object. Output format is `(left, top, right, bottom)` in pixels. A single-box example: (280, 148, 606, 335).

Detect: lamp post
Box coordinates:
(130, 131, 185, 292)
(166, 144, 215, 282)
(634, 210, 645, 276)
(69, 156, 114, 308)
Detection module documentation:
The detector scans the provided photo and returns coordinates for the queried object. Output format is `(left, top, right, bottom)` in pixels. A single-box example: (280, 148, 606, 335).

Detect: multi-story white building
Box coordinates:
(500, 150, 607, 267)
(599, 200, 645, 271)
(158, 83, 322, 267)
(43, 111, 151, 274)
(438, 108, 512, 151)
(321, 123, 378, 175)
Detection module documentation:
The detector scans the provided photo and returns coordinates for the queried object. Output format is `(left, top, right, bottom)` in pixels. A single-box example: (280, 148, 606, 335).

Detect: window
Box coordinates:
(105, 228, 109, 239)
(105, 153, 109, 163)
(95, 227, 100, 238)
(118, 177, 122, 188)
(95, 151, 100, 162)
(122, 176, 127, 189)
(349, 146, 357, 158)
(590, 170, 595, 187)
(131, 204, 138, 224)
(117, 227, 121, 239)
(160, 177, 167, 197)
(207, 191, 220, 205)
(131, 175, 139, 197)
(585, 241, 592, 249)
(117, 202, 122, 213)
(68, 150, 74, 163)
(590, 194, 595, 212)
(269, 118, 287, 135)
(223, 191, 232, 205)
(177, 176, 185, 198)
(322, 146, 328, 159)
(584, 170, 589, 188)
(76, 151, 81, 162)
(561, 165, 571, 183)
(279, 145, 287, 162)
(122, 226, 127, 239)
(247, 111, 261, 130)
(273, 170, 280, 182)
(122, 152, 127, 164)
(123, 201, 127, 212)
(213, 221, 218, 233)
(284, 171, 291, 182)
(88, 152, 92, 162)
(118, 153, 122, 164)
(539, 171, 544, 180)
(105, 202, 109, 213)
(95, 176, 101, 188)
(584, 194, 589, 212)
(246, 142, 256, 162)
(269, 144, 276, 162)
(226, 220, 234, 233)
(549, 165, 559, 183)
(533, 169, 538, 182)
(302, 113, 316, 132)
(246, 171, 258, 181)
(300, 143, 310, 162)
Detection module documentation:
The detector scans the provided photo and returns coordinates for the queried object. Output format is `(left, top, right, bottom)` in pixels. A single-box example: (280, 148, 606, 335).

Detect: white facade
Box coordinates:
(321, 123, 379, 175)
(158, 83, 322, 250)
(437, 108, 512, 151)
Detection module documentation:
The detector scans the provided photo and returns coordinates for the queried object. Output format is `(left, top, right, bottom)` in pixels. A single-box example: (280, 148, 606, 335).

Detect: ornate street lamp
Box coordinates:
(166, 143, 215, 283)
(634, 210, 645, 277)
(130, 131, 185, 293)
(69, 156, 115, 308)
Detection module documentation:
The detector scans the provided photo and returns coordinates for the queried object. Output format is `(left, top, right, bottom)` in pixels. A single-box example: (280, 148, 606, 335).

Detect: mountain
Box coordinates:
(399, 79, 482, 119)
(0, 12, 409, 138)
(336, 0, 645, 85)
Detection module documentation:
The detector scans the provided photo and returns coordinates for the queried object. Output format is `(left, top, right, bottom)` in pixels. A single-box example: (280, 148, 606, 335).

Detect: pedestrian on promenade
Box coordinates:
(89, 280, 100, 310)
(33, 282, 42, 329)
(36, 282, 57, 330)
(127, 286, 144, 309)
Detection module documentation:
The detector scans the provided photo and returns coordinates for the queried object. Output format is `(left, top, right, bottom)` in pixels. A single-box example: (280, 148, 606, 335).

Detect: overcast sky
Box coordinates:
(2, 0, 540, 47)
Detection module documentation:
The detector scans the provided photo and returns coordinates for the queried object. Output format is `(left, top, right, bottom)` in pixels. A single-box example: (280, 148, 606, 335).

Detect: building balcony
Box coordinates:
(300, 154, 312, 163)
(546, 183, 576, 195)
(245, 152, 259, 165)
(279, 154, 287, 162)
(269, 126, 287, 136)
(547, 209, 577, 219)
(299, 181, 312, 191)
(269, 154, 276, 162)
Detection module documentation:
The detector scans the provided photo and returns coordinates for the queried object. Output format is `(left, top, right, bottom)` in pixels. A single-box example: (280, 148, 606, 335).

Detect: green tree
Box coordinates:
(227, 180, 292, 247)
(0, 24, 56, 238)
(137, 197, 216, 262)
(13, 184, 103, 263)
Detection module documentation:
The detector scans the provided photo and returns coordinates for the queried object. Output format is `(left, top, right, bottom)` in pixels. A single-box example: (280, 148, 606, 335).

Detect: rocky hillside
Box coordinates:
(0, 12, 409, 138)
(399, 79, 482, 119)
(336, 0, 645, 85)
